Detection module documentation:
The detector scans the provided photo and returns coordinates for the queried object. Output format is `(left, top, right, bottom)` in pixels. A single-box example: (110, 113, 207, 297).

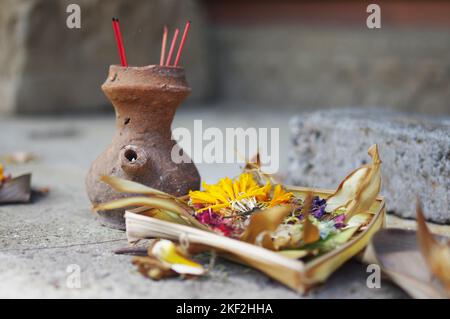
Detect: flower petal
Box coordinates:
(152, 240, 205, 276)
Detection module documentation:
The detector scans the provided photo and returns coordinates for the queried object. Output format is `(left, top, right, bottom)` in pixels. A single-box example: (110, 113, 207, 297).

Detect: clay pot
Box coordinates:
(86, 65, 200, 229)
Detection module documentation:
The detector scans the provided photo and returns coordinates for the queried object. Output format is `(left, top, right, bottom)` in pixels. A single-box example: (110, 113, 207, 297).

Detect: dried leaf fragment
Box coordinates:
(325, 144, 382, 222)
(244, 153, 283, 184)
(1, 151, 37, 164)
(100, 175, 175, 198)
(240, 205, 293, 250)
(302, 192, 320, 244)
(346, 212, 372, 229)
(0, 174, 31, 204)
(369, 228, 449, 298)
(132, 256, 175, 280)
(93, 194, 209, 231)
(416, 200, 450, 295)
(141, 208, 192, 226)
(132, 240, 206, 280)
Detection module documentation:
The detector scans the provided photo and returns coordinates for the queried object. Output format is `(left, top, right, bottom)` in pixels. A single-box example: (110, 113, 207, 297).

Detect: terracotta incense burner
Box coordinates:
(86, 65, 200, 229)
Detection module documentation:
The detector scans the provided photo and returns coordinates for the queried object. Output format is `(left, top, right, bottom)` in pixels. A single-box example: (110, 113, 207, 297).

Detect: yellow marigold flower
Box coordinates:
(0, 163, 4, 182)
(267, 184, 293, 208)
(189, 173, 293, 215)
(189, 173, 271, 214)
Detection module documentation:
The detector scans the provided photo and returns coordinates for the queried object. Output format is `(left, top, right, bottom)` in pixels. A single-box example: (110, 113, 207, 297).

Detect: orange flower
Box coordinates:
(267, 184, 293, 208)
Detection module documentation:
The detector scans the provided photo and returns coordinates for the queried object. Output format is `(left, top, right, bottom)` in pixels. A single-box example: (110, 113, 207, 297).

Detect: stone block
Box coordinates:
(287, 108, 450, 224)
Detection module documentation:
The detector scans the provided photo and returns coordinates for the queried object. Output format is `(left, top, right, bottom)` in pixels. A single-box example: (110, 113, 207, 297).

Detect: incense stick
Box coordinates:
(112, 17, 128, 67)
(165, 28, 179, 66)
(160, 25, 168, 66)
(173, 21, 191, 67)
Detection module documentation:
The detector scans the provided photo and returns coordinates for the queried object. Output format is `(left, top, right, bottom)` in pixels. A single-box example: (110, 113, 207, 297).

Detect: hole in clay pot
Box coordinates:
(124, 149, 138, 162)
(124, 118, 130, 125)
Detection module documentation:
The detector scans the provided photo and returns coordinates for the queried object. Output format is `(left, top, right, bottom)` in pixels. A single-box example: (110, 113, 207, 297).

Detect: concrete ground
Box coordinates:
(0, 106, 448, 298)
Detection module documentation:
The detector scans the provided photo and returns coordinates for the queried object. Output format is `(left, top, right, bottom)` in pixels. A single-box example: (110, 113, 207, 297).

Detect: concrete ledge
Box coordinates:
(287, 108, 450, 224)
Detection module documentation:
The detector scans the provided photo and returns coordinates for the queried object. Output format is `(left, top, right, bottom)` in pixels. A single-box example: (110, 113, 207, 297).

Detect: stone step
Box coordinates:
(287, 108, 450, 224)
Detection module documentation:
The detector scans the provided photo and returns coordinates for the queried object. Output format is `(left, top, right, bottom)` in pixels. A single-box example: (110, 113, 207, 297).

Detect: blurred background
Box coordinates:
(1, 0, 449, 115)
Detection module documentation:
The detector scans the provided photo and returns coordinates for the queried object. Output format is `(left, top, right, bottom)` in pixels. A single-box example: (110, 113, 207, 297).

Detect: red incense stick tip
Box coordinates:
(112, 17, 127, 67)
(173, 21, 191, 67)
(160, 25, 169, 66)
(165, 28, 179, 66)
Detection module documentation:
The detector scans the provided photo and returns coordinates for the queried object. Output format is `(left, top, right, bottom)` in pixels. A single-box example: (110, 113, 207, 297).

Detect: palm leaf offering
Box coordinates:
(94, 144, 385, 293)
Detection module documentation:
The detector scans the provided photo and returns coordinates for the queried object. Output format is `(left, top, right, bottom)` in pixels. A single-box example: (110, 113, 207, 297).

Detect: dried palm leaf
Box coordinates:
(367, 228, 448, 299)
(0, 174, 31, 204)
(325, 144, 382, 222)
(141, 208, 192, 226)
(100, 175, 175, 198)
(93, 196, 209, 231)
(346, 212, 373, 229)
(244, 153, 283, 185)
(416, 201, 450, 296)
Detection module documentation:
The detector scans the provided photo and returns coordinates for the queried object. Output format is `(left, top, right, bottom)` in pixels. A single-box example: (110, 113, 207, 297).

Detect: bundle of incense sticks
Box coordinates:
(160, 21, 191, 67)
(111, 17, 191, 67)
